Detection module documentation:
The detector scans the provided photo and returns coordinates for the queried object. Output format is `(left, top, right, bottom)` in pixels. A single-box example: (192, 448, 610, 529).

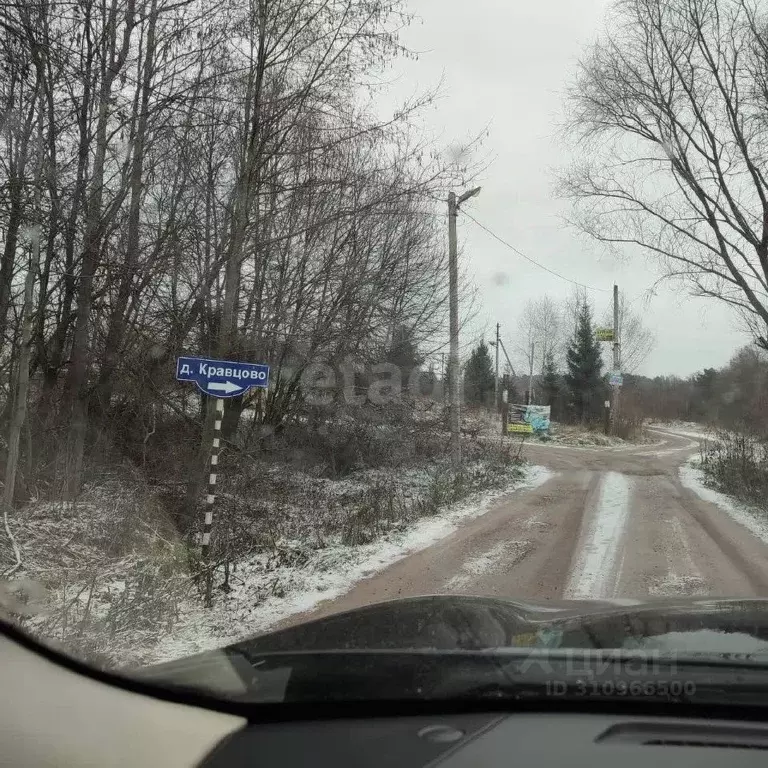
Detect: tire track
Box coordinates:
(674, 483, 768, 594)
(563, 472, 632, 599)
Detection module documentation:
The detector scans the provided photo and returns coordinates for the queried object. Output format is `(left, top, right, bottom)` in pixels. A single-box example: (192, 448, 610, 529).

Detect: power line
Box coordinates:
(462, 211, 611, 294)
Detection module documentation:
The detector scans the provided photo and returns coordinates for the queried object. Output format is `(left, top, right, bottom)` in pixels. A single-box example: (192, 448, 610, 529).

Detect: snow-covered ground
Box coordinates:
(545, 425, 627, 447)
(648, 421, 714, 441)
(679, 461, 768, 546)
(444, 540, 525, 591)
(146, 464, 553, 664)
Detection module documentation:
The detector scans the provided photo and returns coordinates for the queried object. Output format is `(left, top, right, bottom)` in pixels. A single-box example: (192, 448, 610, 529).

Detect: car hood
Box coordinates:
(230, 594, 768, 655)
(136, 595, 768, 698)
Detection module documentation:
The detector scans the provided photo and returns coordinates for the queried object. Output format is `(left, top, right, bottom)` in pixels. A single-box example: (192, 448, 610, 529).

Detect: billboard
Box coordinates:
(506, 404, 551, 434)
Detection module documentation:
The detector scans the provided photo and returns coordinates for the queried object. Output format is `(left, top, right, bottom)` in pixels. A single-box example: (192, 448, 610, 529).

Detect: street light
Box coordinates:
(447, 186, 481, 469)
(458, 187, 482, 205)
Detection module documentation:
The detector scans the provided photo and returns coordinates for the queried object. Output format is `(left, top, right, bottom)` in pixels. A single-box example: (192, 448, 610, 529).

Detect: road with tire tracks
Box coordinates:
(283, 428, 768, 625)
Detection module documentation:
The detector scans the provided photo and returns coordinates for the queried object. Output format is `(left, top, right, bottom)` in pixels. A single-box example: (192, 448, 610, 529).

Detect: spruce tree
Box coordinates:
(565, 302, 604, 422)
(387, 325, 423, 385)
(464, 341, 496, 406)
(540, 349, 562, 419)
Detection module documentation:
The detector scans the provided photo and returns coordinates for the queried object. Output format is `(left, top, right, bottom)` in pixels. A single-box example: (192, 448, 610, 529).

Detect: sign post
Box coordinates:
(177, 356, 270, 605)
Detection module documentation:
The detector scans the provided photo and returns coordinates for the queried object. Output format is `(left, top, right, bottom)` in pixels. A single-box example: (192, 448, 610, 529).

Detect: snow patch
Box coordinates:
(679, 463, 768, 545)
(649, 421, 713, 441)
(147, 465, 555, 663)
(648, 572, 707, 596)
(444, 539, 532, 591)
(564, 472, 632, 600)
(625, 629, 768, 656)
(648, 516, 706, 597)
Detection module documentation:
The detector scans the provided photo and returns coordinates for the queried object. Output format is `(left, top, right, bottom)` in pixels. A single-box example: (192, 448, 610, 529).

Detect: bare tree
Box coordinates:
(600, 294, 656, 374)
(515, 295, 563, 375)
(0, 0, 475, 517)
(561, 0, 768, 349)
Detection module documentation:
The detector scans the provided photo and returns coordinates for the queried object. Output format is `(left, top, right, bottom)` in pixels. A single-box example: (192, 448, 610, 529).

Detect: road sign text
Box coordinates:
(176, 356, 270, 398)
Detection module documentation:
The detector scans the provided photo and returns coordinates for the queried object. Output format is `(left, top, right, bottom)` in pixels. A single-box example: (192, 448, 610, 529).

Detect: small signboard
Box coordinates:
(609, 371, 623, 387)
(176, 356, 270, 398)
(507, 422, 534, 434)
(596, 328, 615, 342)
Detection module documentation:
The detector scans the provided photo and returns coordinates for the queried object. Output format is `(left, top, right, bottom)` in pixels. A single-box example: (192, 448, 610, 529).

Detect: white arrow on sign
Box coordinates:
(207, 381, 240, 394)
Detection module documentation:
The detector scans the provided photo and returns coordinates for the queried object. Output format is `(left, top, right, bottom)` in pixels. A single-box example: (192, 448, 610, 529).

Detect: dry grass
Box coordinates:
(700, 431, 768, 509)
(1, 421, 524, 665)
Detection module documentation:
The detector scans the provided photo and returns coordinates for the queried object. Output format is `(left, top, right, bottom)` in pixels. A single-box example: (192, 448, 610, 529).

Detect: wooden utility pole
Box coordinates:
(494, 322, 500, 411)
(447, 186, 481, 469)
(448, 191, 461, 468)
(527, 341, 535, 405)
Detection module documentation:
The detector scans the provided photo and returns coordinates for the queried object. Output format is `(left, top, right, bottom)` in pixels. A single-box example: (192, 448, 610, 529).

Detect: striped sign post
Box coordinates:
(176, 356, 270, 605)
(202, 398, 224, 560)
(202, 398, 224, 605)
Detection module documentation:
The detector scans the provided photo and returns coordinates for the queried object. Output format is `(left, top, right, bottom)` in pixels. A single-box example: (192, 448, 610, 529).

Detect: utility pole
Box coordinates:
(611, 283, 621, 434)
(494, 322, 500, 411)
(527, 341, 535, 405)
(448, 192, 460, 467)
(447, 186, 481, 469)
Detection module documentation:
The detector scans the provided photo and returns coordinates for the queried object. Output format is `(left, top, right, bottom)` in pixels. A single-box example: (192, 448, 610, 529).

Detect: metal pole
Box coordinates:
(202, 397, 224, 605)
(527, 341, 535, 405)
(611, 284, 621, 434)
(448, 192, 461, 468)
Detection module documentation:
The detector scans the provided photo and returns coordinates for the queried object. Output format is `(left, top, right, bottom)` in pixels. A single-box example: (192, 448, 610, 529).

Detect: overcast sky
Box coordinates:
(380, 0, 748, 377)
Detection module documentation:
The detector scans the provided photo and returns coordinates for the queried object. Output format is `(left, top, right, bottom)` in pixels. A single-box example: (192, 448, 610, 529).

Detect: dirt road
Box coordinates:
(286, 429, 768, 624)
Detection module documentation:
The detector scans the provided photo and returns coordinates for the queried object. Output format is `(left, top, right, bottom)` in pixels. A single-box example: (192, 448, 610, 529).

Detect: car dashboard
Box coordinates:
(201, 711, 768, 767)
(4, 624, 768, 767)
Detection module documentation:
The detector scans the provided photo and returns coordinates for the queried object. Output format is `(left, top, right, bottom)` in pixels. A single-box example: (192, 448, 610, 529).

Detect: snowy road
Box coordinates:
(280, 429, 768, 627)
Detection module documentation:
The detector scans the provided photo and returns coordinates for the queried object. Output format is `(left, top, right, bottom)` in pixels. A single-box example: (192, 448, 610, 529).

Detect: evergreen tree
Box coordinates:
(464, 341, 496, 406)
(565, 302, 604, 422)
(387, 325, 423, 387)
(540, 349, 563, 419)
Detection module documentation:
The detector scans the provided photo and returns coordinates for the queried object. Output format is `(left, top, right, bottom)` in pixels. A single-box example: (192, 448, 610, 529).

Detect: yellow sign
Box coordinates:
(507, 423, 533, 434)
(510, 632, 538, 647)
(595, 328, 615, 341)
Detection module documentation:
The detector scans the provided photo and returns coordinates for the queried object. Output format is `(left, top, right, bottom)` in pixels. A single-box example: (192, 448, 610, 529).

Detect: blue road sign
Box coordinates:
(176, 356, 270, 398)
(609, 371, 623, 387)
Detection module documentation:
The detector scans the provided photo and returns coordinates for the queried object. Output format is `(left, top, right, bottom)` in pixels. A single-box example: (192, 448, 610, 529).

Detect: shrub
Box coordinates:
(700, 431, 768, 507)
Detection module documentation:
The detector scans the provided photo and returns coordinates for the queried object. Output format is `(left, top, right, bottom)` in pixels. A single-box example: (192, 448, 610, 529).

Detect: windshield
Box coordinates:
(3, 0, 768, 707)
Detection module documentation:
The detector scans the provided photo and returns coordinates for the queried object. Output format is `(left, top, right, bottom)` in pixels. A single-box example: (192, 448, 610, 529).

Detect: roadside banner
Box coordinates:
(506, 404, 551, 434)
